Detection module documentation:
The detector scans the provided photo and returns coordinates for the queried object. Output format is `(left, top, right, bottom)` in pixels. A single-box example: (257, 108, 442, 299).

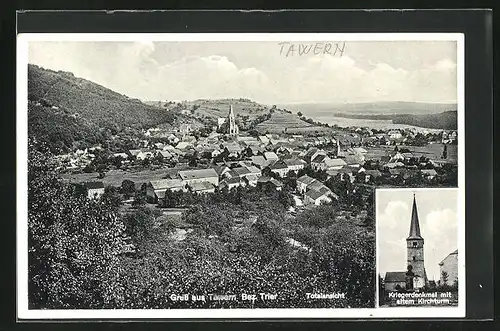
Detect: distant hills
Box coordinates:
(280, 101, 457, 130)
(27, 64, 457, 154)
(280, 101, 457, 116)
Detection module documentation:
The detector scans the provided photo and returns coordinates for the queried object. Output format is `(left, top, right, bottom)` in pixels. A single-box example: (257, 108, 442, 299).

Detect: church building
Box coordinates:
(227, 104, 239, 136)
(218, 105, 239, 136)
(384, 193, 428, 291)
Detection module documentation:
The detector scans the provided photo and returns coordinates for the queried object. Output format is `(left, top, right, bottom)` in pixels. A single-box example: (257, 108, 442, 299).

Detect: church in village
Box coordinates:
(384, 194, 429, 292)
(217, 105, 239, 136)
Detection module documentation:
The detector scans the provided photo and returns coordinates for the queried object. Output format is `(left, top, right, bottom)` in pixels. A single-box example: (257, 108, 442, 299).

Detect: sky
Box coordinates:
(28, 40, 458, 105)
(377, 189, 459, 281)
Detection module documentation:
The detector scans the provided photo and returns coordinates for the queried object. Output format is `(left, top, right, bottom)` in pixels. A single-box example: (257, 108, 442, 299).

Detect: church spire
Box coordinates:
(407, 193, 422, 239)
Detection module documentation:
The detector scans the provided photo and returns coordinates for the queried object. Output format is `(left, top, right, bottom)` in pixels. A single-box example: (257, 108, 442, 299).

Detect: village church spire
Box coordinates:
(408, 193, 422, 239)
(406, 193, 428, 286)
(228, 104, 239, 136)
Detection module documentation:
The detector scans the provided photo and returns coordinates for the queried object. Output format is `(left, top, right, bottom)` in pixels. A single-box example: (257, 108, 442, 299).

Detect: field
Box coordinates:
(185, 99, 270, 121)
(365, 144, 457, 162)
(256, 112, 331, 134)
(60, 168, 184, 187)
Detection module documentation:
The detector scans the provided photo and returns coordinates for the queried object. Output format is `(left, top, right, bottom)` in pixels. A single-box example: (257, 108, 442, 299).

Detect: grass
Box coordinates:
(60, 168, 184, 187)
(256, 112, 332, 134)
(364, 144, 457, 162)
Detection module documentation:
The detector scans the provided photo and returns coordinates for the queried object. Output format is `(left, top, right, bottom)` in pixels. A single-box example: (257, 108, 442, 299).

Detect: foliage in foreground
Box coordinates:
(28, 140, 375, 309)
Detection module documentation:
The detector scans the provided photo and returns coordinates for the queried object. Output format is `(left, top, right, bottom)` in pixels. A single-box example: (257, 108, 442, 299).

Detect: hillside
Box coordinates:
(182, 98, 270, 120)
(27, 65, 183, 152)
(28, 64, 179, 130)
(392, 111, 458, 130)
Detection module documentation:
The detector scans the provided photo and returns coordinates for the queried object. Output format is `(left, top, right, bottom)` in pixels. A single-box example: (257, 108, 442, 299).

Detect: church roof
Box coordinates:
(384, 271, 406, 283)
(407, 194, 423, 240)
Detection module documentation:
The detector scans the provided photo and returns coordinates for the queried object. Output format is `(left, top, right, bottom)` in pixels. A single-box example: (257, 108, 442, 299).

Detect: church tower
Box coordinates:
(228, 104, 239, 136)
(406, 193, 428, 286)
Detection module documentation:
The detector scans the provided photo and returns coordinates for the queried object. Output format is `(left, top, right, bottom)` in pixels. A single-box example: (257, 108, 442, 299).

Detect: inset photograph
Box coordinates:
(377, 188, 459, 307)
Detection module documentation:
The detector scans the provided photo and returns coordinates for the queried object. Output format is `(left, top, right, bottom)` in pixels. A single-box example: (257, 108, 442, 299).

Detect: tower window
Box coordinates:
(413, 256, 416, 261)
(413, 242, 417, 247)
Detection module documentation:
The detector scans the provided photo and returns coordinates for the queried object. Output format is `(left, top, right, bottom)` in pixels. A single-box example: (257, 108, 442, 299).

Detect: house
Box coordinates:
(353, 147, 368, 154)
(257, 176, 283, 191)
(176, 141, 192, 150)
(224, 143, 243, 158)
(439, 249, 458, 286)
(333, 167, 356, 182)
(343, 153, 364, 167)
(305, 178, 322, 191)
(247, 145, 264, 156)
(182, 135, 197, 143)
(146, 179, 185, 203)
(303, 147, 326, 163)
(389, 168, 404, 178)
(213, 165, 231, 177)
(154, 142, 165, 150)
(283, 158, 306, 173)
(157, 150, 173, 159)
(251, 155, 273, 169)
(269, 160, 289, 178)
(388, 130, 403, 139)
(325, 158, 347, 170)
(139, 150, 155, 160)
(113, 152, 129, 160)
(364, 169, 382, 182)
(232, 166, 252, 178)
(296, 175, 316, 194)
(244, 165, 262, 177)
(243, 174, 260, 187)
(84, 181, 105, 200)
(258, 135, 270, 145)
(178, 168, 219, 186)
(274, 143, 294, 154)
(220, 176, 244, 190)
(269, 178, 283, 191)
(202, 148, 221, 159)
(384, 161, 405, 169)
(421, 169, 438, 180)
(384, 272, 407, 291)
(264, 151, 279, 162)
(381, 155, 392, 163)
(304, 189, 332, 206)
(129, 149, 142, 158)
(167, 133, 180, 145)
(311, 154, 328, 171)
(188, 181, 216, 194)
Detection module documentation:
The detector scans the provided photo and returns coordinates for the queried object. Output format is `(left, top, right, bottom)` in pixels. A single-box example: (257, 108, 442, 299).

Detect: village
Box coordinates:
(58, 104, 458, 210)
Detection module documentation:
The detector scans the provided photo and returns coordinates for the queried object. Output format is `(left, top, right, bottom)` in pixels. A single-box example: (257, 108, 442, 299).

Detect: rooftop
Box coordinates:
(178, 168, 218, 180)
(384, 271, 406, 282)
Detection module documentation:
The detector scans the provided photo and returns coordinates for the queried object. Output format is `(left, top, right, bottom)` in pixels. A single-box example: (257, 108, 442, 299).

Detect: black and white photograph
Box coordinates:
(377, 188, 461, 308)
(17, 33, 464, 319)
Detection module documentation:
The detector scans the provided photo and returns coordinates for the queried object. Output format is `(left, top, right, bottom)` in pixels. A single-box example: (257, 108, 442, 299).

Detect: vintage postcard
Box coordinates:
(17, 33, 464, 319)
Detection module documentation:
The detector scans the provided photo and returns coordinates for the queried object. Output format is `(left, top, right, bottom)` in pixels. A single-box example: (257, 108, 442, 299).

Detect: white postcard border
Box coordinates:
(16, 32, 465, 319)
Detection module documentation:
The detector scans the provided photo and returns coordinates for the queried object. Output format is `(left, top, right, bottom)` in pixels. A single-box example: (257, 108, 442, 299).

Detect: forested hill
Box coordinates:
(27, 65, 179, 153)
(392, 111, 458, 130)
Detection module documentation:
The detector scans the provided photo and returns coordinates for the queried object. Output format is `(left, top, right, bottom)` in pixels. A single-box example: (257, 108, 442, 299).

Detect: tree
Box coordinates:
(121, 179, 136, 197)
(28, 139, 126, 309)
(442, 144, 448, 159)
(297, 111, 303, 117)
(441, 271, 449, 286)
(132, 191, 146, 208)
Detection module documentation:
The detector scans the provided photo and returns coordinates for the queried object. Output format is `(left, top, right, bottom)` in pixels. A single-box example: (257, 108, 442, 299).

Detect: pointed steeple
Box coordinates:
(407, 193, 422, 239)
